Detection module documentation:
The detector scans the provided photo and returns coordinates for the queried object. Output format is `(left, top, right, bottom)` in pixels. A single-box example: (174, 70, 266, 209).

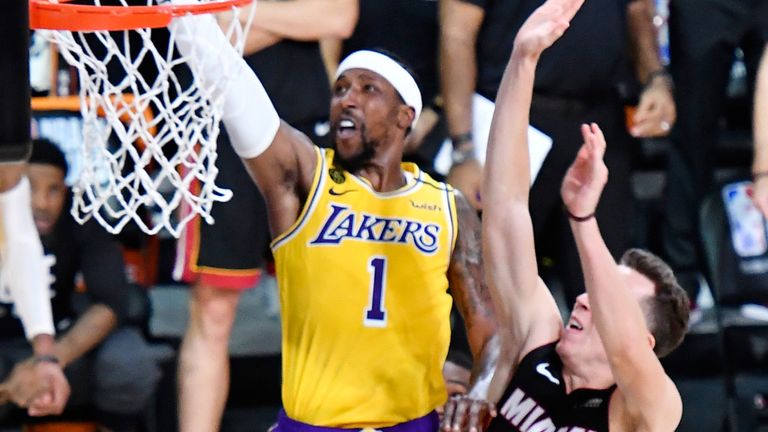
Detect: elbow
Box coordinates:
(332, 2, 358, 39)
(335, 18, 356, 39)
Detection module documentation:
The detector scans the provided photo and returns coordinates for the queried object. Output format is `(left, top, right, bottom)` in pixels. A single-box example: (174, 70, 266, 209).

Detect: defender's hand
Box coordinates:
(512, 0, 585, 59)
(561, 123, 608, 218)
(441, 394, 497, 432)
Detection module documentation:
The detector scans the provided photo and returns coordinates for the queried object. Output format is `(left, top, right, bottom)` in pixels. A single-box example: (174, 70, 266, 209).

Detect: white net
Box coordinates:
(37, 0, 255, 238)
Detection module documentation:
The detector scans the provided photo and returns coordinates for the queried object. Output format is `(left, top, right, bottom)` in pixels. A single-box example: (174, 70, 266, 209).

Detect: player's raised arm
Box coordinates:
(563, 124, 685, 430)
(170, 8, 317, 235)
(482, 0, 584, 366)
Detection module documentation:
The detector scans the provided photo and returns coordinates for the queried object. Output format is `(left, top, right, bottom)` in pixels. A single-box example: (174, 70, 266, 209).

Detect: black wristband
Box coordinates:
(450, 132, 473, 148)
(33, 355, 60, 365)
(564, 206, 595, 222)
(753, 171, 768, 181)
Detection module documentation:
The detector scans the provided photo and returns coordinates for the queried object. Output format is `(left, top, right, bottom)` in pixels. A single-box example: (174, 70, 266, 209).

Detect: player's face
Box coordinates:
(28, 164, 67, 236)
(330, 69, 406, 171)
(557, 266, 656, 366)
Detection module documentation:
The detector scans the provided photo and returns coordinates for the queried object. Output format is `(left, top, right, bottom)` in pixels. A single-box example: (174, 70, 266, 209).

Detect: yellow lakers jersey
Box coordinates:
(272, 148, 458, 427)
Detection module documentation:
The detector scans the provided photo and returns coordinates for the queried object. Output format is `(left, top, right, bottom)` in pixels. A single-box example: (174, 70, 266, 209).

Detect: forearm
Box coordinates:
(439, 0, 481, 140)
(483, 51, 537, 206)
(54, 304, 117, 368)
(570, 219, 649, 357)
(242, 26, 282, 56)
(466, 333, 508, 404)
(754, 46, 768, 173)
(320, 37, 343, 84)
(252, 0, 357, 41)
(0, 176, 55, 339)
(626, 0, 663, 83)
(172, 10, 280, 159)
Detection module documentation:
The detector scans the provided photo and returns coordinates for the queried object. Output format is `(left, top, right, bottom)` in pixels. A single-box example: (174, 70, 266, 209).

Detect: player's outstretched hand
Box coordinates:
(513, 0, 585, 59)
(561, 123, 609, 219)
(441, 394, 497, 432)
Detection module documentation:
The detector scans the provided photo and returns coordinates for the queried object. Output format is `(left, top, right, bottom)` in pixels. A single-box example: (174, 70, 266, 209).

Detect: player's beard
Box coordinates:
(333, 124, 377, 173)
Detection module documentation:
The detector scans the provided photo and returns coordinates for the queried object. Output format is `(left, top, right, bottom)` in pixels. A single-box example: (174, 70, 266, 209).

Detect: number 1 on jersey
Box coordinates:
(364, 256, 387, 327)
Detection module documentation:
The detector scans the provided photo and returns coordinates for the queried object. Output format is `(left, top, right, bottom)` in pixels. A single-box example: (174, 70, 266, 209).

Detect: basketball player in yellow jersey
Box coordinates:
(171, 10, 507, 432)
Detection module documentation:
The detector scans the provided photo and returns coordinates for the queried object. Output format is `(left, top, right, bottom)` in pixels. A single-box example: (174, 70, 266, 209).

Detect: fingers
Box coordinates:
(589, 123, 606, 157)
(631, 113, 669, 138)
(441, 396, 459, 431)
(48, 374, 71, 415)
(631, 92, 675, 137)
(579, 123, 606, 158)
(466, 400, 495, 432)
(27, 391, 53, 417)
(441, 396, 496, 432)
(451, 397, 471, 431)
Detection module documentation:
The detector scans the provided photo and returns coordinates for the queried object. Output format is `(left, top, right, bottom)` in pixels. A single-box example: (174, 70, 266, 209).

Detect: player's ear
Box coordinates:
(397, 105, 415, 131)
(646, 333, 656, 351)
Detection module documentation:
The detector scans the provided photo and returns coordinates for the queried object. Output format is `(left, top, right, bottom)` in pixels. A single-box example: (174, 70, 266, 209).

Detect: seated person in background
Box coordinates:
(443, 0, 691, 430)
(0, 138, 162, 432)
(0, 163, 69, 417)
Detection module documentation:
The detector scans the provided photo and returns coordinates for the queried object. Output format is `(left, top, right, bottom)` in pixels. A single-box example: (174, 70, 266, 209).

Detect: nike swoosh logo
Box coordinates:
(328, 188, 355, 196)
(535, 362, 560, 385)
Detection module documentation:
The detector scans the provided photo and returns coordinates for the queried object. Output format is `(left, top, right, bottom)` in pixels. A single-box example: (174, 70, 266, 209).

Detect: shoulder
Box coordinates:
(609, 376, 682, 431)
(450, 190, 480, 242)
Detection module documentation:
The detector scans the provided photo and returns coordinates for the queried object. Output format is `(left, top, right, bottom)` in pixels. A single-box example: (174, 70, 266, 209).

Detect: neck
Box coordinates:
(350, 141, 407, 192)
(355, 159, 406, 192)
(560, 355, 615, 394)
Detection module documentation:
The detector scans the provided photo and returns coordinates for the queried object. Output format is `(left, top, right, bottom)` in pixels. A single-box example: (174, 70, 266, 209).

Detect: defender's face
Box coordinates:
(557, 266, 656, 364)
(28, 164, 67, 236)
(330, 69, 405, 167)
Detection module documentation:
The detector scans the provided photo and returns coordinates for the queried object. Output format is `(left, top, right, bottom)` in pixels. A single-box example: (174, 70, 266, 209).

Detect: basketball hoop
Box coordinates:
(29, 0, 256, 238)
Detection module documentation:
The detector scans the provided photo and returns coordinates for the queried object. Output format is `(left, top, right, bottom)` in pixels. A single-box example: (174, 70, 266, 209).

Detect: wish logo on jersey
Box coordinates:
(309, 204, 440, 253)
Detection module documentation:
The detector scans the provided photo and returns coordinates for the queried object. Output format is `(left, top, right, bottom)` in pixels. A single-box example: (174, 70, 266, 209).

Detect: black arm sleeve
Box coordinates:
(74, 219, 130, 322)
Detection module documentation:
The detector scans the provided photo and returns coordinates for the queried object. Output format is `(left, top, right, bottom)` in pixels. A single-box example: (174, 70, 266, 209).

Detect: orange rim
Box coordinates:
(30, 0, 253, 31)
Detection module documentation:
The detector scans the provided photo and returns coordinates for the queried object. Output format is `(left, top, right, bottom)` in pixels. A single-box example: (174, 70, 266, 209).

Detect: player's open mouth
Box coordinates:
(336, 118, 359, 139)
(567, 319, 583, 331)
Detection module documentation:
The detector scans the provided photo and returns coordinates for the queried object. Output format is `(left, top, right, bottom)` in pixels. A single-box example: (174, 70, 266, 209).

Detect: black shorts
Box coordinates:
(175, 119, 329, 289)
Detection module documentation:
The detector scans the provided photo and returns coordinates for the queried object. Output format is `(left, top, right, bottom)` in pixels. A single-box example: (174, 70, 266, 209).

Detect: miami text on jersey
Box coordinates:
(499, 388, 598, 432)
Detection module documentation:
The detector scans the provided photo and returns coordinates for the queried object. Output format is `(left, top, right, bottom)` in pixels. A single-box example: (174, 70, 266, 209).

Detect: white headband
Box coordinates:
(336, 50, 422, 125)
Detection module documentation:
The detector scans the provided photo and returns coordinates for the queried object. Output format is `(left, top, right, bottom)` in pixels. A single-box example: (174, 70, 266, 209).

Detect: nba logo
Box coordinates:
(723, 182, 768, 257)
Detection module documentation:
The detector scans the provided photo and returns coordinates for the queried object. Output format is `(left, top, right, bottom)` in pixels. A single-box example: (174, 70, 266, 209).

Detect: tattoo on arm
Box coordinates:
(449, 191, 496, 358)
